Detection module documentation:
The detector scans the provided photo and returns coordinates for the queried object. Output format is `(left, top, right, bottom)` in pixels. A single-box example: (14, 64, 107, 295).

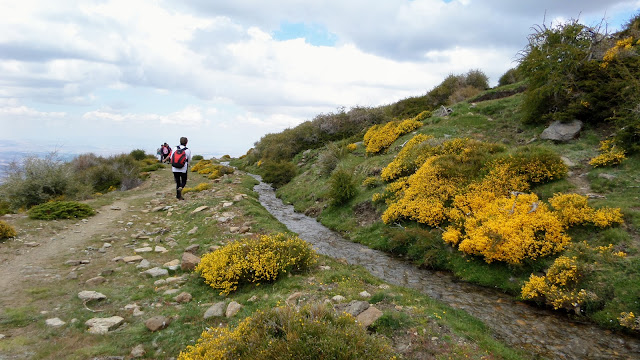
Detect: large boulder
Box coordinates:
(540, 120, 583, 142)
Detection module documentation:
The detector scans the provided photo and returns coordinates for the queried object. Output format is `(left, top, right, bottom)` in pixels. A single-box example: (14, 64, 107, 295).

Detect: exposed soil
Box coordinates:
(0, 176, 173, 310)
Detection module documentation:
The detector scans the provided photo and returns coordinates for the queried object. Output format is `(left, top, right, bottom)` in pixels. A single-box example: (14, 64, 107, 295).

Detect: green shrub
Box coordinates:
(0, 154, 74, 209)
(86, 164, 122, 193)
(192, 154, 204, 161)
(0, 220, 17, 239)
(28, 201, 95, 220)
(328, 169, 358, 206)
(140, 163, 164, 172)
(196, 233, 317, 295)
(261, 160, 297, 189)
(498, 68, 523, 86)
(129, 149, 146, 160)
(0, 199, 11, 216)
(178, 303, 395, 360)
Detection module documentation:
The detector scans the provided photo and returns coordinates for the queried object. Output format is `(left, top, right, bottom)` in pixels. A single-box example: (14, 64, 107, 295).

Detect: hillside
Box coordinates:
(244, 86, 640, 332)
(0, 167, 544, 359)
(234, 17, 640, 337)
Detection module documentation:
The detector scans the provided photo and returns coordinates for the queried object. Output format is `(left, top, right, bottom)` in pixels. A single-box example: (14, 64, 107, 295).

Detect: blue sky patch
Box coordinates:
(272, 22, 337, 46)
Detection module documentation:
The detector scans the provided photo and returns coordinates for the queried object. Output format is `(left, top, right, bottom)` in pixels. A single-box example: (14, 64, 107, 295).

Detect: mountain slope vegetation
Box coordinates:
(235, 15, 640, 334)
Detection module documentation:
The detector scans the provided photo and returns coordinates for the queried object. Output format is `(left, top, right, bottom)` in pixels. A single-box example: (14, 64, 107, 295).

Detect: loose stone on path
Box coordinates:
(45, 318, 66, 327)
(141, 267, 169, 278)
(85, 316, 124, 334)
(78, 291, 107, 302)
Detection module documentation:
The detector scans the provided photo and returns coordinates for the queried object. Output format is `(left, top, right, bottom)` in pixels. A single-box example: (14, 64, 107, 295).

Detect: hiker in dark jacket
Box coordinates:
(171, 137, 192, 200)
(161, 142, 172, 162)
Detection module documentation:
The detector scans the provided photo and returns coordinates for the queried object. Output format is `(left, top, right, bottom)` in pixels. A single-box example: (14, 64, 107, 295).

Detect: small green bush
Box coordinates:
(178, 303, 395, 360)
(261, 160, 297, 189)
(498, 68, 523, 86)
(0, 220, 17, 239)
(28, 201, 95, 220)
(129, 149, 146, 161)
(328, 169, 358, 205)
(192, 155, 204, 161)
(140, 163, 164, 172)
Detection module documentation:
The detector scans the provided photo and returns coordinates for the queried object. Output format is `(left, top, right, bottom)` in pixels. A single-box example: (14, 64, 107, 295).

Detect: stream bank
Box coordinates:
(252, 175, 640, 360)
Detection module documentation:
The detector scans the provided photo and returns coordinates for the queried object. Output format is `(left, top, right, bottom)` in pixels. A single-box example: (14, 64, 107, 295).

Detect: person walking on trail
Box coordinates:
(171, 137, 191, 200)
(161, 142, 172, 163)
(156, 145, 163, 162)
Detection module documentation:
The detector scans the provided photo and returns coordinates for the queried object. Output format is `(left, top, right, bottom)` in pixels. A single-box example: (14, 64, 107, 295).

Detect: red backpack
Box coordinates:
(171, 147, 188, 168)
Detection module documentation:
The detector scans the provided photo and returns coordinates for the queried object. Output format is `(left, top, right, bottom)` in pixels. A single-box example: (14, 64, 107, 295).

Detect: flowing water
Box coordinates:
(251, 175, 640, 360)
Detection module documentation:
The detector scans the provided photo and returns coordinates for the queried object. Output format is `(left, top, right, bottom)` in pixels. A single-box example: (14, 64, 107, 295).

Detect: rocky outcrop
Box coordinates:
(540, 120, 583, 141)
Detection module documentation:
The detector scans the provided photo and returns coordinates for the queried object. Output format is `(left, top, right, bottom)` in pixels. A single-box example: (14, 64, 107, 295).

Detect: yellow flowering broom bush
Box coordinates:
(178, 304, 396, 360)
(190, 159, 212, 172)
(445, 193, 571, 264)
(589, 139, 626, 167)
(196, 233, 317, 295)
(0, 220, 17, 239)
(381, 134, 434, 181)
(549, 193, 624, 228)
(207, 164, 235, 180)
(521, 256, 592, 312)
(618, 312, 640, 331)
(363, 117, 423, 154)
(182, 182, 213, 194)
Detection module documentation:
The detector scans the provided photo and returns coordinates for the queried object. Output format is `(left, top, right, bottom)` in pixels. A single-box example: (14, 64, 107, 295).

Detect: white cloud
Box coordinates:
(1, 0, 638, 157)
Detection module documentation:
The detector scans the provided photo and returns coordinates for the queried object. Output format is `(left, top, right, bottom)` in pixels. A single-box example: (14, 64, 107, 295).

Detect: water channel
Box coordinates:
(251, 175, 640, 360)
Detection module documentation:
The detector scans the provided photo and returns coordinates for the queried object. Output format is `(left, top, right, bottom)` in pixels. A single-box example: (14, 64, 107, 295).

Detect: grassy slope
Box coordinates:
(0, 168, 530, 359)
(275, 88, 640, 332)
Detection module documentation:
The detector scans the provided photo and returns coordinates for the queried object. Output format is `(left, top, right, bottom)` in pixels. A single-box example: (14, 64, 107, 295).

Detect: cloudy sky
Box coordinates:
(1, 0, 638, 158)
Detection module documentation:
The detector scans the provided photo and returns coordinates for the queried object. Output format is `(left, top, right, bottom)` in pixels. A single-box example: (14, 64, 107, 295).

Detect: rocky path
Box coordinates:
(0, 179, 173, 309)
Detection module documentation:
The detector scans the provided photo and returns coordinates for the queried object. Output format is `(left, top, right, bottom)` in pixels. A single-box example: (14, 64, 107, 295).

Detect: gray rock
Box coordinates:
(184, 244, 200, 254)
(332, 295, 346, 303)
(174, 292, 192, 303)
(181, 252, 200, 271)
(540, 120, 583, 142)
(191, 206, 209, 214)
(204, 302, 226, 319)
(561, 156, 576, 168)
(225, 301, 242, 317)
(141, 267, 169, 278)
(123, 255, 144, 263)
(187, 226, 199, 235)
(286, 292, 304, 306)
(130, 344, 145, 358)
(45, 318, 66, 327)
(134, 247, 153, 253)
(356, 306, 383, 327)
(345, 300, 370, 316)
(136, 259, 151, 269)
(359, 291, 371, 298)
(85, 276, 106, 286)
(154, 246, 168, 253)
(85, 316, 124, 334)
(145, 315, 171, 332)
(78, 291, 107, 302)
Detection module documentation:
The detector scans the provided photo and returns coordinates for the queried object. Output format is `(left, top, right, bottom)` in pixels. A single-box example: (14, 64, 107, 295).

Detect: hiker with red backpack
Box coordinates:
(171, 137, 191, 200)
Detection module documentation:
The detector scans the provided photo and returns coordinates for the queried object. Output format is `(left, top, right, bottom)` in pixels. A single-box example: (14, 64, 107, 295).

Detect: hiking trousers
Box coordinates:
(173, 172, 187, 189)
